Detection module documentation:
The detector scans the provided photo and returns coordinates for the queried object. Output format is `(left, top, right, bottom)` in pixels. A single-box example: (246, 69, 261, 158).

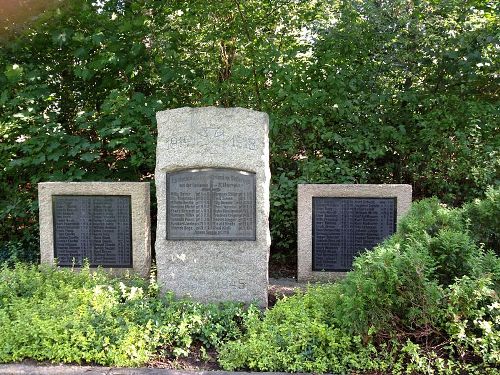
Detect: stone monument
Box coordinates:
(297, 184, 412, 282)
(38, 182, 151, 277)
(155, 107, 270, 307)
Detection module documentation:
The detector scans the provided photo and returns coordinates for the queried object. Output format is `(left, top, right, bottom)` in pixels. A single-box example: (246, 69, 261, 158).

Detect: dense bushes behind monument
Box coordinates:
(0, 0, 498, 262)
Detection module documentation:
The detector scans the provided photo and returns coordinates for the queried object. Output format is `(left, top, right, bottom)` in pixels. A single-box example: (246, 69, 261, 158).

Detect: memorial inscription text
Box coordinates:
(164, 127, 257, 152)
(53, 195, 132, 267)
(167, 169, 256, 240)
(313, 197, 396, 271)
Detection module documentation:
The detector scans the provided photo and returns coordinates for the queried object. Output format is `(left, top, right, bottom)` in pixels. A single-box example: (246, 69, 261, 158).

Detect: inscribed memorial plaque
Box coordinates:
(313, 197, 396, 271)
(53, 195, 132, 267)
(167, 169, 256, 240)
(156, 107, 270, 306)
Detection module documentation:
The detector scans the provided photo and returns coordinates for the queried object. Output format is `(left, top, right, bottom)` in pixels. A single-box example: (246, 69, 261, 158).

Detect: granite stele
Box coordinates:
(297, 184, 412, 282)
(39, 182, 151, 277)
(155, 107, 271, 307)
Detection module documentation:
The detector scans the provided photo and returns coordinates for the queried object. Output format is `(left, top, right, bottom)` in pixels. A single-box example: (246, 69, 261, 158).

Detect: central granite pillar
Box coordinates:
(155, 107, 270, 307)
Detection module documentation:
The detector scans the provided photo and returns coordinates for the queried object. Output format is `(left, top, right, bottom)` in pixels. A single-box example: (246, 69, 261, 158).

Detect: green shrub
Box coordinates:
(219, 285, 384, 374)
(220, 194, 500, 374)
(464, 186, 500, 255)
(335, 242, 443, 338)
(444, 276, 499, 368)
(428, 229, 479, 286)
(391, 195, 499, 287)
(391, 197, 465, 243)
(0, 263, 250, 366)
(270, 172, 302, 251)
(473, 251, 500, 292)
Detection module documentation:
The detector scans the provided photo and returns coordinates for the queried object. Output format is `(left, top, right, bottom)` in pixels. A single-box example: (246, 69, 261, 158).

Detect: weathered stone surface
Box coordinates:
(297, 184, 412, 282)
(155, 107, 270, 307)
(38, 182, 151, 278)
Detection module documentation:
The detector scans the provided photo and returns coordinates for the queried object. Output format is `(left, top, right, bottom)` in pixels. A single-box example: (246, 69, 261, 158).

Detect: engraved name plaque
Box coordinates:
(53, 195, 132, 267)
(313, 197, 396, 271)
(167, 169, 256, 240)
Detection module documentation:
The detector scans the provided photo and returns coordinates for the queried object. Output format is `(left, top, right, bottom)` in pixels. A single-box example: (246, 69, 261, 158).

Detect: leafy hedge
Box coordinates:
(219, 189, 500, 374)
(0, 264, 254, 366)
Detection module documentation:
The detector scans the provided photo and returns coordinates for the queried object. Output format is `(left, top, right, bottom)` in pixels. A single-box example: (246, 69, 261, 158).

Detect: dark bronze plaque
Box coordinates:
(52, 195, 132, 267)
(313, 197, 396, 271)
(167, 169, 256, 240)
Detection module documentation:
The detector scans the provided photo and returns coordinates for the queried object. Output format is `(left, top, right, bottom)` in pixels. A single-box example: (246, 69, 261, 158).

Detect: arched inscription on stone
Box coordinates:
(52, 195, 132, 267)
(312, 197, 396, 271)
(167, 169, 256, 240)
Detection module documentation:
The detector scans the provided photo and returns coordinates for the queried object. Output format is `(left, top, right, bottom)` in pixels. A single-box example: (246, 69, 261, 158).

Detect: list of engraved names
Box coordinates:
(53, 196, 132, 267)
(167, 169, 256, 240)
(313, 197, 396, 271)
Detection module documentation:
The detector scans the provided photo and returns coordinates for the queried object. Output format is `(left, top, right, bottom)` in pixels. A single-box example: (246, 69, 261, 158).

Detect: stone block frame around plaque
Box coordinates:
(38, 182, 151, 278)
(297, 184, 412, 282)
(155, 107, 271, 307)
(166, 168, 256, 241)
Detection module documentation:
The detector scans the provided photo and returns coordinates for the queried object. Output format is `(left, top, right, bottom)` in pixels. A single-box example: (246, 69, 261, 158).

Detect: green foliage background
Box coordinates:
(1, 0, 498, 261)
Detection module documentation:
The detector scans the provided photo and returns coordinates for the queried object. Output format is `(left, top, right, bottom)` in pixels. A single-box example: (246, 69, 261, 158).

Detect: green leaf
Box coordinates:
(80, 152, 98, 162)
(4, 64, 23, 82)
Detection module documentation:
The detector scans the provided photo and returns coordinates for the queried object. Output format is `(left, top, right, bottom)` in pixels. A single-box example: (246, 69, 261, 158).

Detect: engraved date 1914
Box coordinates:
(164, 127, 257, 152)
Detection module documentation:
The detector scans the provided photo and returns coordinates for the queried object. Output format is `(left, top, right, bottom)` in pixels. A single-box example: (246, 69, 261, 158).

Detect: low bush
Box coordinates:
(219, 285, 385, 374)
(464, 186, 500, 255)
(335, 242, 443, 339)
(0, 264, 252, 366)
(219, 190, 500, 374)
(444, 276, 499, 367)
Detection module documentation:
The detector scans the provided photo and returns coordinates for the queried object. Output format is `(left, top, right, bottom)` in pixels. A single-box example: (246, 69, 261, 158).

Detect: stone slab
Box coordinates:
(155, 107, 270, 307)
(297, 184, 412, 282)
(38, 182, 151, 278)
